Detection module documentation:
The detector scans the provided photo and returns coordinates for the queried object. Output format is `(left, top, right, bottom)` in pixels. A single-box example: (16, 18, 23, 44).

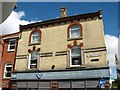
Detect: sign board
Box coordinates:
(98, 78, 106, 88)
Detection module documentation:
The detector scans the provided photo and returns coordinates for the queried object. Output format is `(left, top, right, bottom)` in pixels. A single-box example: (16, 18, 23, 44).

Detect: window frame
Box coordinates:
(28, 50, 39, 69)
(67, 22, 82, 40)
(8, 39, 16, 51)
(70, 25, 80, 38)
(70, 46, 82, 67)
(4, 63, 12, 78)
(29, 30, 42, 44)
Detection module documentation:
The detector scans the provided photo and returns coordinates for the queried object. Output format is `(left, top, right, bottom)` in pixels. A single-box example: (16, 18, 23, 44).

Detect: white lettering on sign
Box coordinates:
(87, 54, 101, 58)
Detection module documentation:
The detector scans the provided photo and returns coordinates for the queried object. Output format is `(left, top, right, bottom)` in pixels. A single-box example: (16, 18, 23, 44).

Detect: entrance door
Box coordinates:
(50, 81, 58, 90)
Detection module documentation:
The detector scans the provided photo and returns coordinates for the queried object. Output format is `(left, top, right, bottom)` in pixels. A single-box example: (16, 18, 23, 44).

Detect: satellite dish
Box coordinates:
(0, 2, 17, 24)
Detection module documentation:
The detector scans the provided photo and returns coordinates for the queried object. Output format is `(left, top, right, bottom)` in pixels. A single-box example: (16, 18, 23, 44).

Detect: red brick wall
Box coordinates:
(1, 32, 19, 88)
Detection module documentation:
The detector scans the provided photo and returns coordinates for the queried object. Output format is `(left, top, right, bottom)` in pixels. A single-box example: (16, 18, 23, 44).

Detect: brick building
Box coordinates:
(11, 8, 110, 89)
(0, 35, 3, 89)
(1, 32, 19, 89)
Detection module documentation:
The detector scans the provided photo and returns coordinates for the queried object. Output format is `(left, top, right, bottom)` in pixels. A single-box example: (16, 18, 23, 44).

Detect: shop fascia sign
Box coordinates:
(36, 72, 43, 79)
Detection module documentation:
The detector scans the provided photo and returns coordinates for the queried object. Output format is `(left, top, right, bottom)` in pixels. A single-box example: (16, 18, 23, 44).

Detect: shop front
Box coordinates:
(11, 67, 110, 90)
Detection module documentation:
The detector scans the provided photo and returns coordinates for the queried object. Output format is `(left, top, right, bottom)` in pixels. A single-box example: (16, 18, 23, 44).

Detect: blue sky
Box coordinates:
(15, 2, 118, 36)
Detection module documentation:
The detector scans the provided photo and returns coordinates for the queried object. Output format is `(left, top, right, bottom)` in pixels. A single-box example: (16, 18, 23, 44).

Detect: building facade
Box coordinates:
(0, 35, 3, 89)
(11, 8, 110, 90)
(1, 32, 19, 89)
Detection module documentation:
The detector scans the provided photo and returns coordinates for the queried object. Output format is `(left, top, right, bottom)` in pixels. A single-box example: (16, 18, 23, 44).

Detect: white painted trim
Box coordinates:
(70, 46, 82, 67)
(3, 63, 12, 78)
(7, 39, 16, 51)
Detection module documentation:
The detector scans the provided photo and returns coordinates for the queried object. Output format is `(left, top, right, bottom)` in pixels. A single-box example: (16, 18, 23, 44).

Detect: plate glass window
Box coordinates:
(31, 32, 40, 43)
(70, 25, 80, 38)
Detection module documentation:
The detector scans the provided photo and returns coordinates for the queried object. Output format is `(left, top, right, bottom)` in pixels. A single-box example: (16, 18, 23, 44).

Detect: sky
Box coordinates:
(0, 2, 119, 79)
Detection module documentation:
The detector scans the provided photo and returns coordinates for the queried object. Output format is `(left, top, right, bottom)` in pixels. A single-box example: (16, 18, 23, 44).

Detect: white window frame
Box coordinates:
(70, 46, 82, 67)
(4, 63, 12, 78)
(28, 51, 39, 69)
(70, 25, 80, 38)
(8, 39, 16, 51)
(31, 32, 40, 43)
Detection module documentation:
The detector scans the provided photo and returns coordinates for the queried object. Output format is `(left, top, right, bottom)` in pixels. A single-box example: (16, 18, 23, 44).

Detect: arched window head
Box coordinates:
(67, 22, 82, 39)
(29, 50, 38, 69)
(4, 63, 12, 78)
(70, 46, 82, 66)
(29, 30, 42, 44)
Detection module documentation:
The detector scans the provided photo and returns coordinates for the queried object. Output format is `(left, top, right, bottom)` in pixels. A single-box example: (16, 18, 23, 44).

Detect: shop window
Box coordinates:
(4, 63, 12, 78)
(29, 30, 41, 44)
(67, 22, 82, 39)
(70, 46, 82, 66)
(8, 39, 16, 51)
(39, 82, 50, 90)
(29, 50, 38, 69)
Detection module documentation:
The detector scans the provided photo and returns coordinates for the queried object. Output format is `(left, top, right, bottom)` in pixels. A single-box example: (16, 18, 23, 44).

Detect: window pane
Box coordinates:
(71, 46, 81, 56)
(6, 67, 12, 71)
(71, 30, 80, 38)
(72, 57, 81, 65)
(39, 82, 50, 88)
(31, 59, 37, 64)
(70, 25, 80, 38)
(71, 46, 81, 65)
(58, 81, 70, 88)
(10, 40, 16, 45)
(32, 32, 40, 43)
(31, 51, 38, 59)
(71, 25, 80, 30)
(5, 72, 11, 77)
(9, 45, 15, 50)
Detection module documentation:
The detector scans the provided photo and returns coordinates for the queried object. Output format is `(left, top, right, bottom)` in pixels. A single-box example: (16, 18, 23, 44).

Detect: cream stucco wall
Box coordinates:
(15, 19, 107, 71)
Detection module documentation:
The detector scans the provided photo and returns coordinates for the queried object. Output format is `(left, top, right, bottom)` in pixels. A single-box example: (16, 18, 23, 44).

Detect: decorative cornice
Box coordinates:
(20, 10, 102, 31)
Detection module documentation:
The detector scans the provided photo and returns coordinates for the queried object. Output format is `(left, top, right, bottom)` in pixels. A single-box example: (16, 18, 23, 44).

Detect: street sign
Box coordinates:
(98, 78, 106, 88)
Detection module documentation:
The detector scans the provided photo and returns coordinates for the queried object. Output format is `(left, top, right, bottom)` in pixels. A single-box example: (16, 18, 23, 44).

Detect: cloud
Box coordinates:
(0, 11, 41, 34)
(105, 34, 118, 66)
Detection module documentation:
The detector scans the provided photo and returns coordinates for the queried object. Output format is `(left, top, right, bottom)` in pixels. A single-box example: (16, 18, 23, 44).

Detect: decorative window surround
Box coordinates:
(70, 46, 82, 67)
(67, 22, 82, 40)
(29, 29, 42, 44)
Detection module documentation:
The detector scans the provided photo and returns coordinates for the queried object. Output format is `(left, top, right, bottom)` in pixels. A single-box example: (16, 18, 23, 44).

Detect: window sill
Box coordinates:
(66, 65, 85, 69)
(67, 37, 83, 41)
(26, 68, 39, 71)
(2, 77, 11, 80)
(28, 42, 41, 46)
(7, 50, 15, 52)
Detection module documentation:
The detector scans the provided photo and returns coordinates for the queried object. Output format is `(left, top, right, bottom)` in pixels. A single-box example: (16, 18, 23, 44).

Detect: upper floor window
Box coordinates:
(67, 22, 82, 39)
(70, 46, 82, 66)
(29, 30, 42, 44)
(8, 39, 16, 51)
(70, 25, 80, 38)
(4, 63, 12, 78)
(29, 50, 38, 69)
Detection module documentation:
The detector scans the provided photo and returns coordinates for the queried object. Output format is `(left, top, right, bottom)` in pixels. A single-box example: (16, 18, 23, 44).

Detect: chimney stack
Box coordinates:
(60, 7, 67, 18)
